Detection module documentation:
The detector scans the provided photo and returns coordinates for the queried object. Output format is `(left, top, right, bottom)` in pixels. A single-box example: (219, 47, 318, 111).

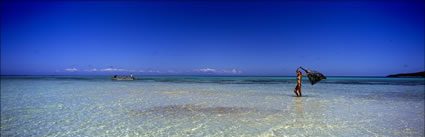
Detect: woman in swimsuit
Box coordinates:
(294, 67, 309, 97)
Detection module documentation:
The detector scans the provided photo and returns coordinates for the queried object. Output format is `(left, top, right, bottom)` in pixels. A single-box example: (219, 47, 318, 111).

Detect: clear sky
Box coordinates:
(1, 0, 424, 76)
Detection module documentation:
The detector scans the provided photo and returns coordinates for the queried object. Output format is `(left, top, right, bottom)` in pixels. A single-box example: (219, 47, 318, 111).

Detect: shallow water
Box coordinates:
(1, 76, 424, 136)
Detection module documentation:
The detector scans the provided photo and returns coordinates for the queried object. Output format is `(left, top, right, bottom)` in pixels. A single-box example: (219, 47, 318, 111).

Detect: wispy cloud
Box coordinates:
(64, 68, 78, 72)
(195, 68, 242, 74)
(65, 67, 240, 74)
(147, 70, 161, 73)
(79, 68, 160, 73)
(197, 68, 217, 73)
(100, 68, 127, 72)
(223, 69, 242, 74)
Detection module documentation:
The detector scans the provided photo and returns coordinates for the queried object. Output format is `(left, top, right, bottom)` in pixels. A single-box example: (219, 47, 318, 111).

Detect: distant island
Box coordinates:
(387, 71, 425, 77)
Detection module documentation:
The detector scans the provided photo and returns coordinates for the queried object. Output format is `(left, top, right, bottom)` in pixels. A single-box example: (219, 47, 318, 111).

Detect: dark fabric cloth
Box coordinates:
(307, 71, 326, 85)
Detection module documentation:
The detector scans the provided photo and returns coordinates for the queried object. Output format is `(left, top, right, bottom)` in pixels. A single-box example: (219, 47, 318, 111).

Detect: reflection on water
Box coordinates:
(292, 97, 305, 130)
(293, 97, 304, 117)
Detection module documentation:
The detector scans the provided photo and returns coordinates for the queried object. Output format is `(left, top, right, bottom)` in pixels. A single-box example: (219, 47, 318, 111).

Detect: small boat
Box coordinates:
(111, 77, 136, 81)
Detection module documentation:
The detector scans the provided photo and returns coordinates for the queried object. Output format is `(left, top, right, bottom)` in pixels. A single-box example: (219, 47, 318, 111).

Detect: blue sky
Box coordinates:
(1, 1, 424, 76)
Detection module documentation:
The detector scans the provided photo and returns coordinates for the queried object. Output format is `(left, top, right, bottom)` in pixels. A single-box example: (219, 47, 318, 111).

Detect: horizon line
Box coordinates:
(1, 74, 420, 78)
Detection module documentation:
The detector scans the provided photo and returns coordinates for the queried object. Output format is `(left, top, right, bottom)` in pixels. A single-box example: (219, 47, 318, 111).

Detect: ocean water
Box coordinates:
(1, 76, 424, 136)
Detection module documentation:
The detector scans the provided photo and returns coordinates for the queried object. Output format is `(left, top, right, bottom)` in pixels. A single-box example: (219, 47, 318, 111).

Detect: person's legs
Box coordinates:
(298, 85, 303, 97)
(294, 86, 299, 96)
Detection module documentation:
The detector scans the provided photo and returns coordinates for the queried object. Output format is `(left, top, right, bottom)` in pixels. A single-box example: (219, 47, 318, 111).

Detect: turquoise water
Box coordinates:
(1, 76, 424, 136)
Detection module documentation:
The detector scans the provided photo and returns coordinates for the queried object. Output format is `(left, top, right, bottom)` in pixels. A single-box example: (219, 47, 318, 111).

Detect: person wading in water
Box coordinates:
(294, 67, 310, 97)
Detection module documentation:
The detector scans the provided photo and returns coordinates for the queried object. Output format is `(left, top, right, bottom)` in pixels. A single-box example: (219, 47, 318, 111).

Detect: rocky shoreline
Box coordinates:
(387, 71, 425, 77)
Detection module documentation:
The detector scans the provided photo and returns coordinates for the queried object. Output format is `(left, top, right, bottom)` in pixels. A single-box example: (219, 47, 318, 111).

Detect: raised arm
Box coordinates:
(298, 67, 310, 76)
(299, 67, 308, 72)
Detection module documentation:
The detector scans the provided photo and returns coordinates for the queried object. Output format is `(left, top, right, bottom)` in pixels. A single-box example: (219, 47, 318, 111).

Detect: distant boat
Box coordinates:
(111, 77, 136, 81)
